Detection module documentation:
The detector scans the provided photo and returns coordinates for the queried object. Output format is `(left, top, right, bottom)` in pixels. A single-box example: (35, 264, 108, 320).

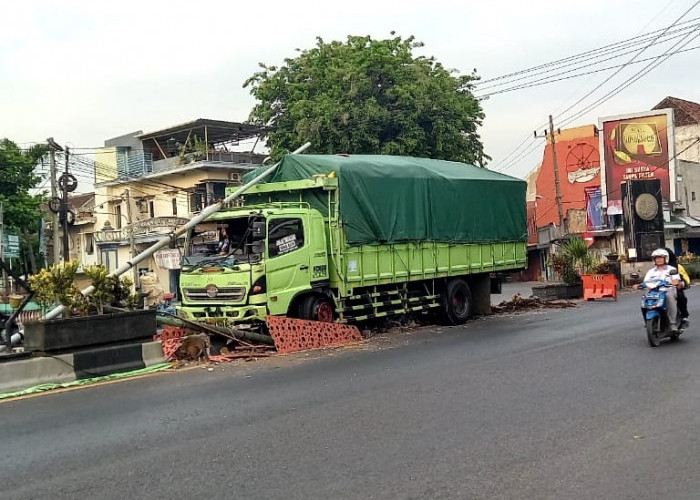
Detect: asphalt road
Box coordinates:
(2, 287, 700, 500)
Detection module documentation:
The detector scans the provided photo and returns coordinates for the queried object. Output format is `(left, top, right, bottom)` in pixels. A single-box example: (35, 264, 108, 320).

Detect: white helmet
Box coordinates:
(651, 248, 669, 262)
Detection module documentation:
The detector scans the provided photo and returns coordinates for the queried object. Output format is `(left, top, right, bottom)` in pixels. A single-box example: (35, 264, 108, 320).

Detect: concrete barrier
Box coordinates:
(0, 341, 165, 396)
(142, 341, 167, 366)
(0, 354, 77, 394)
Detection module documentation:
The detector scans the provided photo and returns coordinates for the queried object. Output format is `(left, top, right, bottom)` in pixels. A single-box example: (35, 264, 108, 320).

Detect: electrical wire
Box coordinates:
(487, 2, 700, 174)
(558, 29, 700, 128)
(553, 0, 700, 126)
(477, 43, 700, 98)
(475, 15, 700, 87)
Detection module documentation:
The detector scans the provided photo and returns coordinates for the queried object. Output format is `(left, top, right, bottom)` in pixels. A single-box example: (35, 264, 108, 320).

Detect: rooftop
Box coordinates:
(652, 96, 700, 126)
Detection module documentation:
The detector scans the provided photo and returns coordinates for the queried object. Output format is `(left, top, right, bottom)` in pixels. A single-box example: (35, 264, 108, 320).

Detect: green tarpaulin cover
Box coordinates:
(245, 154, 527, 245)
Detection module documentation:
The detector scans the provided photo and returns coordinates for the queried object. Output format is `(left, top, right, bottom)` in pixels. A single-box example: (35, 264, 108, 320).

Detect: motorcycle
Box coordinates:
(639, 280, 684, 347)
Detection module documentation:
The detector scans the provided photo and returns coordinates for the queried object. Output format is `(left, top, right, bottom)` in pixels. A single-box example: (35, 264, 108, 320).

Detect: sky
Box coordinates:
(1, 0, 699, 192)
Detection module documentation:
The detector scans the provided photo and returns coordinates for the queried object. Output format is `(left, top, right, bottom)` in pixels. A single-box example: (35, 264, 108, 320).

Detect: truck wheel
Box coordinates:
(442, 278, 472, 325)
(300, 295, 335, 323)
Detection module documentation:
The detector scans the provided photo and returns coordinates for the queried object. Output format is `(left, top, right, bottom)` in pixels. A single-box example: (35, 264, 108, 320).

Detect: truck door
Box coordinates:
(265, 215, 311, 315)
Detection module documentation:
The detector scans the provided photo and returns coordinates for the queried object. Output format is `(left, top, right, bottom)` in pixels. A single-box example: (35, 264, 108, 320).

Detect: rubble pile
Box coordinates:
(155, 324, 274, 366)
(492, 294, 577, 313)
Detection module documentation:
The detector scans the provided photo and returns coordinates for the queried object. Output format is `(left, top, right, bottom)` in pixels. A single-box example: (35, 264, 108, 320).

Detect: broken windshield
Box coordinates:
(183, 215, 265, 268)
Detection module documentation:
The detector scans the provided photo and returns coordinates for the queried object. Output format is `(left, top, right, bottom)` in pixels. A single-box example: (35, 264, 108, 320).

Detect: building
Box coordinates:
(89, 118, 267, 297)
(526, 96, 700, 282)
(651, 97, 700, 256)
(526, 125, 619, 280)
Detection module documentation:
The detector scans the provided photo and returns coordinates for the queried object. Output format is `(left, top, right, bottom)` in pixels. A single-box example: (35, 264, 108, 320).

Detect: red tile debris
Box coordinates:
(266, 315, 362, 354)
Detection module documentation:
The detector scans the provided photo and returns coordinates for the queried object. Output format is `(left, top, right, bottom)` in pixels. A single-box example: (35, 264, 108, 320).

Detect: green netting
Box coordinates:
(244, 154, 527, 245)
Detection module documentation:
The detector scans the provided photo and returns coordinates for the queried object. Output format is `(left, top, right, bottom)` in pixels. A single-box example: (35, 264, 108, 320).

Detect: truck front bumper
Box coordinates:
(177, 304, 267, 325)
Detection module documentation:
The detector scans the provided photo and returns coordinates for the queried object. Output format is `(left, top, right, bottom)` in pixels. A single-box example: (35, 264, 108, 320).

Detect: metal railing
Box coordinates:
(117, 151, 153, 179)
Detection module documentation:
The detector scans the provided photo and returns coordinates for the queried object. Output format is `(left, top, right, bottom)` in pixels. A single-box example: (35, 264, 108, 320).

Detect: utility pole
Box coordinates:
(124, 188, 138, 286)
(534, 118, 567, 235)
(62, 147, 70, 261)
(47, 138, 63, 265)
(548, 115, 566, 235)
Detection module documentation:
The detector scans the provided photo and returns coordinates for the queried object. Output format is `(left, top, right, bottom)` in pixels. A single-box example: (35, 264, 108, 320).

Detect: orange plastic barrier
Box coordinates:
(581, 274, 618, 301)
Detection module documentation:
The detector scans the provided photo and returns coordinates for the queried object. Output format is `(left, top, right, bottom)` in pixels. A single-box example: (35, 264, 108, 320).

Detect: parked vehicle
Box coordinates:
(177, 155, 527, 328)
(640, 280, 685, 347)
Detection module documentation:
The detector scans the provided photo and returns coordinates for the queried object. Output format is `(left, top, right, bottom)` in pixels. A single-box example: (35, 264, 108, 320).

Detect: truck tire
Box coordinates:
(300, 295, 335, 323)
(442, 278, 472, 325)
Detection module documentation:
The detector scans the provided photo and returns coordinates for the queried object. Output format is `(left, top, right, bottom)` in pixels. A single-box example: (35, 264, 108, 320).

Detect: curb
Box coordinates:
(0, 341, 165, 395)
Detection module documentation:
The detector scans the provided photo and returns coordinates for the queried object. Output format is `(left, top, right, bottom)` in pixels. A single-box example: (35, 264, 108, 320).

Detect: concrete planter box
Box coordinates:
(23, 309, 157, 353)
(532, 282, 583, 300)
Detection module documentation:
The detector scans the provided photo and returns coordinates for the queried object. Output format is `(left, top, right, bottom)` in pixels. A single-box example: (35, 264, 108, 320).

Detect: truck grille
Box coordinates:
(183, 286, 246, 302)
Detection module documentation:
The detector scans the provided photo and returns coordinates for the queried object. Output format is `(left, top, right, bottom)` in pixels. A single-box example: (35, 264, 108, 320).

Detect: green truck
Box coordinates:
(177, 154, 527, 327)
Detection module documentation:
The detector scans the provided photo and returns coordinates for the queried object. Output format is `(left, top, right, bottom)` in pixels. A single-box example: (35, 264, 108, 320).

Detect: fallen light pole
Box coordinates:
(42, 142, 312, 320)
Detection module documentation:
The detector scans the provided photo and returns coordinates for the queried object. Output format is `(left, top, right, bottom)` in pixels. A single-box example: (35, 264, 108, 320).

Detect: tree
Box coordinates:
(244, 35, 487, 165)
(0, 139, 48, 270)
(0, 139, 47, 228)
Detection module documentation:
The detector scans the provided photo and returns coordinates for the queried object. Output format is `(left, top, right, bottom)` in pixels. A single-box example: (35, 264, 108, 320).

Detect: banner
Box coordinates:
(585, 186, 604, 230)
(154, 249, 181, 269)
(599, 109, 676, 213)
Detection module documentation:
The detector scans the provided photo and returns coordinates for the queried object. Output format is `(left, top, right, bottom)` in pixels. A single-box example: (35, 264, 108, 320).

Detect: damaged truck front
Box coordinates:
(177, 154, 528, 328)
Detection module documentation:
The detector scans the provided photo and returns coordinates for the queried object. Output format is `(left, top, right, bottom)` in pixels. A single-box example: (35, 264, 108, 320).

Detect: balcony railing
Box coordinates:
(117, 151, 153, 179)
(151, 151, 267, 174)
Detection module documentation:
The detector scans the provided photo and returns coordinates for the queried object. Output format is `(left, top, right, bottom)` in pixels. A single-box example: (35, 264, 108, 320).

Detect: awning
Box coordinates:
(590, 230, 616, 237)
(677, 216, 700, 228)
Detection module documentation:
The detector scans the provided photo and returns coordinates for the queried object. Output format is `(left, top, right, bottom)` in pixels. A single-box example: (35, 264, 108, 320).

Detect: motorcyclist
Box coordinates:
(633, 248, 682, 332)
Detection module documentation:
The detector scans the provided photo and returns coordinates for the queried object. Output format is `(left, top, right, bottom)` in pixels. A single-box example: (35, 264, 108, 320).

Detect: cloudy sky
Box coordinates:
(1, 0, 698, 189)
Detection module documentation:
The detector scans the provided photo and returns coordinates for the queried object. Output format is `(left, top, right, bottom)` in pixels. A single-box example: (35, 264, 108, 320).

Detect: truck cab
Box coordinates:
(177, 205, 329, 326)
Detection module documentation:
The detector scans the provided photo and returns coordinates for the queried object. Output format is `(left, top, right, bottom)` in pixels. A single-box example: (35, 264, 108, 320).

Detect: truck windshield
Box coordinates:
(183, 215, 264, 267)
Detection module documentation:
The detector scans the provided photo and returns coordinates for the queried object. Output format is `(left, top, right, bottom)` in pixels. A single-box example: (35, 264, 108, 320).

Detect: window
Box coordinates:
(115, 205, 122, 229)
(189, 182, 228, 212)
(149, 201, 155, 218)
(268, 218, 304, 257)
(692, 192, 696, 202)
(84, 234, 94, 255)
(211, 182, 226, 203)
(172, 198, 178, 215)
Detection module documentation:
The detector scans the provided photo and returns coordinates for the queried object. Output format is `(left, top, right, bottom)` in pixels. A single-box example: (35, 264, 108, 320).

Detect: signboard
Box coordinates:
(3, 232, 20, 259)
(599, 109, 676, 214)
(154, 249, 182, 269)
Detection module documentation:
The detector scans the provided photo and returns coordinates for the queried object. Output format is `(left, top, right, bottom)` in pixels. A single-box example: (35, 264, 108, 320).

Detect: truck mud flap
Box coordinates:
(266, 316, 362, 354)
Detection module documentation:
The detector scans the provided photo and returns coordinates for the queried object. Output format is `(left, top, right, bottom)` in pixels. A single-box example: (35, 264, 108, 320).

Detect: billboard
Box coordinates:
(599, 109, 676, 214)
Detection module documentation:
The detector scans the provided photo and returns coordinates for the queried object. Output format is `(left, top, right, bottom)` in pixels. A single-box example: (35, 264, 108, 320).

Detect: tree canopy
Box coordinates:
(0, 138, 47, 231)
(244, 35, 486, 165)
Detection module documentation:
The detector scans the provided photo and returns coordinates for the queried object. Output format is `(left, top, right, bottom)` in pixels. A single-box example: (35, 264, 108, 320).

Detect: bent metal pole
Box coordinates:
(43, 142, 312, 320)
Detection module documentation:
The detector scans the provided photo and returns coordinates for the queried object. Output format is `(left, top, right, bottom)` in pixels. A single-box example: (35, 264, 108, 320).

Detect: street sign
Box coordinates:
(3, 232, 20, 259)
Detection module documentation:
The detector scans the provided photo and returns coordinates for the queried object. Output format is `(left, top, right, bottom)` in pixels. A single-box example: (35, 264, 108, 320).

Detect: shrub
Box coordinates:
(29, 263, 136, 317)
(548, 236, 595, 284)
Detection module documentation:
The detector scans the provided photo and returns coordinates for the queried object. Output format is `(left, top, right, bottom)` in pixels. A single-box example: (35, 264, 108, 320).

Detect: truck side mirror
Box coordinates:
(250, 221, 266, 240)
(250, 240, 265, 255)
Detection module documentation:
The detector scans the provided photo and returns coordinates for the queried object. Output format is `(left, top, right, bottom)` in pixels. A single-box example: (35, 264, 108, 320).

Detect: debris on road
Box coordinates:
(492, 294, 577, 313)
(155, 324, 274, 366)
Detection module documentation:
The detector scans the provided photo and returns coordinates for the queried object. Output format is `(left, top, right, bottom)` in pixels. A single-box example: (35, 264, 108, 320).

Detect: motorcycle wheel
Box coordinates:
(646, 317, 661, 347)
